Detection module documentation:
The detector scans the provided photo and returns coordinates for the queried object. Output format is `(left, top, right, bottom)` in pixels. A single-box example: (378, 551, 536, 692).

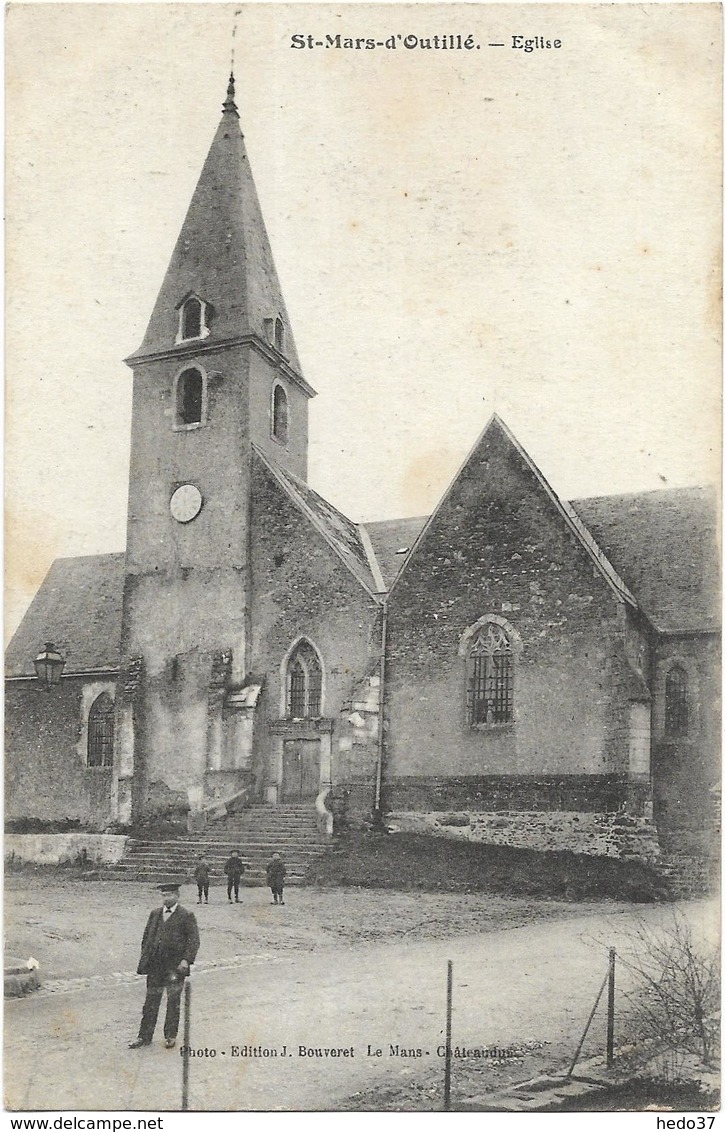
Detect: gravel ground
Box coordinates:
(4, 872, 623, 981)
(5, 875, 718, 1111)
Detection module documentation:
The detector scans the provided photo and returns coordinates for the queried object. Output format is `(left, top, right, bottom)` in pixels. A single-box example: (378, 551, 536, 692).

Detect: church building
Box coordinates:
(6, 78, 720, 869)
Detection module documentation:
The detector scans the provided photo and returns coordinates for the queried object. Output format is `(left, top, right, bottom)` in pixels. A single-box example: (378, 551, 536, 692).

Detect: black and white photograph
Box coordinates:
(4, 2, 721, 1116)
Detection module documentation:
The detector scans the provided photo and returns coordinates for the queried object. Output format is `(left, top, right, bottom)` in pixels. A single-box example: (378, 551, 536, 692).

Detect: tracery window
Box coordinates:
(467, 622, 514, 726)
(87, 693, 114, 767)
(665, 665, 688, 737)
(285, 640, 323, 718)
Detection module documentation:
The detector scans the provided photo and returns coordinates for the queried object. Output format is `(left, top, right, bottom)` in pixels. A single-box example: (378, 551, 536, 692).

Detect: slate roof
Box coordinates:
(362, 517, 428, 590)
(5, 553, 125, 677)
(6, 485, 718, 680)
(126, 81, 309, 388)
(572, 486, 720, 633)
(362, 485, 720, 635)
(254, 449, 380, 597)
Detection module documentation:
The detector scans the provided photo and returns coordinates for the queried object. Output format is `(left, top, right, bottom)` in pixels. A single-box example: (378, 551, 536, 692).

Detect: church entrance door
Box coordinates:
(281, 739, 320, 802)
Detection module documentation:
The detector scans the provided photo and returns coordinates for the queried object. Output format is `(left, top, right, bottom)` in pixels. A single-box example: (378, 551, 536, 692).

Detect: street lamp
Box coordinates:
(33, 643, 65, 691)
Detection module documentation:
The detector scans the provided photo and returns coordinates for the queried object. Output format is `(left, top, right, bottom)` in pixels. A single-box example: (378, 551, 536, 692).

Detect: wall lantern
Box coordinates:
(33, 643, 65, 691)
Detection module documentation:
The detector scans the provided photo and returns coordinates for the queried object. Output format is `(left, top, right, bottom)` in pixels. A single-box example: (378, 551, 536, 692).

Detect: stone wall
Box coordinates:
(388, 809, 661, 862)
(383, 774, 631, 813)
(652, 632, 721, 844)
(5, 678, 114, 827)
(384, 420, 632, 786)
(120, 345, 255, 820)
(250, 453, 380, 800)
(5, 833, 128, 866)
(336, 672, 380, 785)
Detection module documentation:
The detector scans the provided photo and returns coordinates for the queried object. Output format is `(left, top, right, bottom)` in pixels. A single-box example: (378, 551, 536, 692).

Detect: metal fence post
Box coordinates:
(566, 970, 609, 1078)
(606, 947, 616, 1068)
(443, 960, 453, 1111)
(181, 979, 192, 1111)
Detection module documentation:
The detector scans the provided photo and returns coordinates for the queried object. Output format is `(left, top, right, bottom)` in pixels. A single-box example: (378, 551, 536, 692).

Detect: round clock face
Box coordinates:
(170, 484, 203, 523)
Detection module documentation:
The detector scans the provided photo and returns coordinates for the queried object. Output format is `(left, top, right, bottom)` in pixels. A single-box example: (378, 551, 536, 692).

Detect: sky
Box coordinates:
(5, 2, 722, 644)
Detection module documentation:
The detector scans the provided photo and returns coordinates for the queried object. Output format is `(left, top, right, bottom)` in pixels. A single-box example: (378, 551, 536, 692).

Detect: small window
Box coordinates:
(176, 295, 211, 343)
(274, 317, 285, 353)
(467, 622, 513, 726)
(88, 693, 114, 767)
(181, 297, 202, 340)
(285, 640, 323, 718)
(176, 368, 204, 426)
(665, 666, 688, 737)
(272, 384, 289, 444)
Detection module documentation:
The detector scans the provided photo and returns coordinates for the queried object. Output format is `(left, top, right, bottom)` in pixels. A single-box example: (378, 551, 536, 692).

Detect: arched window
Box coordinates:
(272, 383, 289, 444)
(285, 640, 323, 718)
(181, 297, 202, 340)
(176, 367, 204, 426)
(467, 621, 513, 726)
(665, 666, 688, 737)
(274, 316, 285, 353)
(88, 693, 114, 767)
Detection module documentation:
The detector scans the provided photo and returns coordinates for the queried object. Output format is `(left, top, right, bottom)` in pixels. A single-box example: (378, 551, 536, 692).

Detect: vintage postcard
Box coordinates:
(4, 2, 721, 1117)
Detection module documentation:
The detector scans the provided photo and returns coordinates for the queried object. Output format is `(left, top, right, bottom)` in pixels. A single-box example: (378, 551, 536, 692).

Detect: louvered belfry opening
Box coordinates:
(178, 368, 203, 425)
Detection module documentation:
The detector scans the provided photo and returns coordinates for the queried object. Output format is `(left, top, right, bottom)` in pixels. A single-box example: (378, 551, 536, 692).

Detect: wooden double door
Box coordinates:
(281, 738, 320, 802)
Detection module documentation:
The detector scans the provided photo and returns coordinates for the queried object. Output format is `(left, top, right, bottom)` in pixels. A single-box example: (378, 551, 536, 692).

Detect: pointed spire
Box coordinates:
(128, 71, 305, 377)
(223, 72, 239, 118)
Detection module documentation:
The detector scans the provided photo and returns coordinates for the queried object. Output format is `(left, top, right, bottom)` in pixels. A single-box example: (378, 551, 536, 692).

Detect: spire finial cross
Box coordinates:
(222, 72, 239, 117)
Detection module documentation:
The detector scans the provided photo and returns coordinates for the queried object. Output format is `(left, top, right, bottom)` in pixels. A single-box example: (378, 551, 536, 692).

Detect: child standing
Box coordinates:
(194, 857, 210, 904)
(224, 850, 245, 902)
(266, 853, 286, 905)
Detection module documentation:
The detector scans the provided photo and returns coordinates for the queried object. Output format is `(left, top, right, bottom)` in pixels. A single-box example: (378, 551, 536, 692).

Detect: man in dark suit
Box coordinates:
(129, 881, 200, 1050)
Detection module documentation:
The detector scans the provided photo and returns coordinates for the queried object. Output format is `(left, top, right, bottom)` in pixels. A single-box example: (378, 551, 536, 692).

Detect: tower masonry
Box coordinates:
(116, 77, 316, 821)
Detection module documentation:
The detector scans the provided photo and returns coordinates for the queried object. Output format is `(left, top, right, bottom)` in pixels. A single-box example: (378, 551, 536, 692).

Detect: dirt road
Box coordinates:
(4, 879, 717, 1111)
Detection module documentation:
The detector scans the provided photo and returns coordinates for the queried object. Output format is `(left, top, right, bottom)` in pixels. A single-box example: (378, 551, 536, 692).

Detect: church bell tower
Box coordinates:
(115, 77, 316, 823)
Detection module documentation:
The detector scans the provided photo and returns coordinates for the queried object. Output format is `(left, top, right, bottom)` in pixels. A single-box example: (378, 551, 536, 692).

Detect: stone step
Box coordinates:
(106, 804, 328, 885)
(125, 842, 321, 851)
(203, 834, 318, 841)
(99, 868, 308, 886)
(125, 845, 324, 856)
(130, 841, 321, 850)
(105, 860, 310, 874)
(179, 830, 321, 840)
(201, 826, 319, 835)
(121, 851, 321, 864)
(121, 851, 321, 855)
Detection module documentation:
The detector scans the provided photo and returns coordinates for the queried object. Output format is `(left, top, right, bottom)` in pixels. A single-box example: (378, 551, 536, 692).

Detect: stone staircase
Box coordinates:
(101, 804, 326, 886)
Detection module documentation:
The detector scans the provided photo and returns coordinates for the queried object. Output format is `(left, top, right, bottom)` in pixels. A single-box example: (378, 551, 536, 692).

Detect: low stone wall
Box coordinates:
(5, 833, 129, 866)
(384, 775, 630, 813)
(387, 810, 661, 863)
